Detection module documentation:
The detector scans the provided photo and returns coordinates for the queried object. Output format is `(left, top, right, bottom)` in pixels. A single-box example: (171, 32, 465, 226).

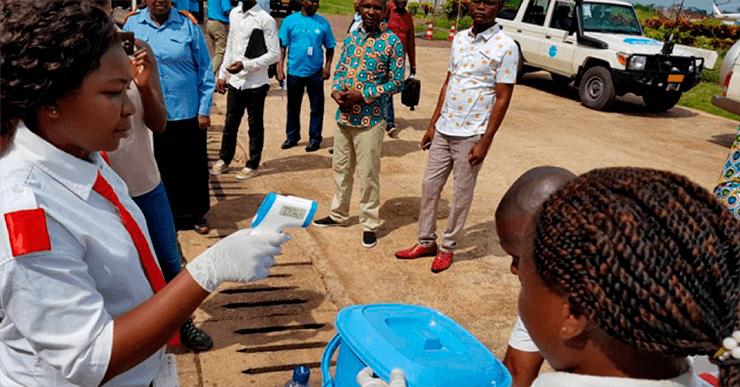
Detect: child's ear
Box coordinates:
(41, 104, 61, 119)
(559, 302, 588, 340)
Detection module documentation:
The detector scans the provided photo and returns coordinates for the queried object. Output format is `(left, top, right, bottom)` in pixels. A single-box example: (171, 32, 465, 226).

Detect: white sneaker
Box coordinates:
(236, 167, 259, 181)
(210, 160, 229, 176)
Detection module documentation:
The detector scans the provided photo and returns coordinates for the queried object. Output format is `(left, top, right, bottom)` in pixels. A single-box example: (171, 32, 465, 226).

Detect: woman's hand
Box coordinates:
(130, 40, 157, 89)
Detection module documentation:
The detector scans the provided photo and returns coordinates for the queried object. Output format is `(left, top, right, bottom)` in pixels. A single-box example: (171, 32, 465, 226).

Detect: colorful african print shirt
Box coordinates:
(436, 23, 518, 137)
(714, 123, 740, 220)
(332, 26, 405, 128)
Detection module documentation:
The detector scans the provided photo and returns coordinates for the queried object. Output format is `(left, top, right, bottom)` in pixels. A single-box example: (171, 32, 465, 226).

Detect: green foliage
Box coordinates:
(419, 1, 435, 14)
(634, 8, 661, 20)
(641, 17, 739, 53)
(407, 2, 419, 14)
(443, 0, 469, 19)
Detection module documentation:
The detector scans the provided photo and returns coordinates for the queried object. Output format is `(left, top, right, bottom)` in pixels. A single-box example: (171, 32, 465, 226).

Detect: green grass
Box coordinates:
(677, 82, 740, 121)
(413, 23, 458, 40)
(318, 0, 355, 15)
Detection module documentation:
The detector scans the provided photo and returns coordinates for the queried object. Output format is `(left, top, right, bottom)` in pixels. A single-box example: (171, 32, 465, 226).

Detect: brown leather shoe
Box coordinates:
(431, 251, 453, 273)
(395, 243, 438, 259)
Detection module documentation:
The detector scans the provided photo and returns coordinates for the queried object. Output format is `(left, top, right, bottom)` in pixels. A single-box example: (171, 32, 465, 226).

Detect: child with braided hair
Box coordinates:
(518, 167, 739, 387)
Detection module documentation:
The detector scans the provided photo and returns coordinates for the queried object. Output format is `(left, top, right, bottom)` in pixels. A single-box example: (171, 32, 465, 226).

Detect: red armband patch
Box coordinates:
(700, 373, 719, 387)
(4, 208, 51, 257)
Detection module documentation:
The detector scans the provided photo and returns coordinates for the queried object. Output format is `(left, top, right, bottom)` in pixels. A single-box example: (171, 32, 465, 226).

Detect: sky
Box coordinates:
(628, 0, 728, 13)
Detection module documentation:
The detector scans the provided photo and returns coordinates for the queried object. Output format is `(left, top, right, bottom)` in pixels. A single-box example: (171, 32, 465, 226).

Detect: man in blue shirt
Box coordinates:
(123, 3, 215, 231)
(276, 0, 336, 152)
(207, 0, 233, 75)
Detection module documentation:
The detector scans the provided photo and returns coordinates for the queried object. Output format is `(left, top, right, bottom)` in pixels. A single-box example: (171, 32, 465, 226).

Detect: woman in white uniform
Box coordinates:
(0, 1, 287, 386)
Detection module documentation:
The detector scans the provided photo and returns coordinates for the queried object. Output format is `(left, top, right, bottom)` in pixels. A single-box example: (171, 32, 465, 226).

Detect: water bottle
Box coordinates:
(284, 365, 310, 387)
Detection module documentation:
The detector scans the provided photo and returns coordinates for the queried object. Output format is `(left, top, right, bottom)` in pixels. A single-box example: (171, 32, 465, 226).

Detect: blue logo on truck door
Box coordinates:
(549, 45, 557, 57)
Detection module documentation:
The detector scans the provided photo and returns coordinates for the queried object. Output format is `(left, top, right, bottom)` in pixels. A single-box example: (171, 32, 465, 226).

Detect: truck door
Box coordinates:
(516, 0, 551, 64)
(539, 1, 577, 74)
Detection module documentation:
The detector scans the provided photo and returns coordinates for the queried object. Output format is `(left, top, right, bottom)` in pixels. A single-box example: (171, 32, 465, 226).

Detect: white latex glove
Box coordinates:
(357, 367, 406, 387)
(186, 228, 290, 292)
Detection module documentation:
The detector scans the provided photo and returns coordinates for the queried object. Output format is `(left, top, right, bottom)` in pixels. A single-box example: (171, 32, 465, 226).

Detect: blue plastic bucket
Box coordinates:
(321, 304, 512, 387)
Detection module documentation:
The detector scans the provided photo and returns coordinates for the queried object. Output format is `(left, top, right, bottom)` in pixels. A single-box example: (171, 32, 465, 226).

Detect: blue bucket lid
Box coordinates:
(335, 304, 511, 387)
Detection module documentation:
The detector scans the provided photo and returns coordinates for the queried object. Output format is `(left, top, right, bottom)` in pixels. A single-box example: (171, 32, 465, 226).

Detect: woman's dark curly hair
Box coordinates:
(533, 167, 740, 386)
(0, 0, 118, 151)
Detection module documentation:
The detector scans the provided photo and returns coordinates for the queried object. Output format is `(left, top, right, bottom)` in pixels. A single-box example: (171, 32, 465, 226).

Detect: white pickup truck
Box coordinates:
(497, 0, 717, 111)
(712, 40, 740, 116)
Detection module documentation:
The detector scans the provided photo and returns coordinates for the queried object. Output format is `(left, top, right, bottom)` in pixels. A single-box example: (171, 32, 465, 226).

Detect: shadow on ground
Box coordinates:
(455, 220, 506, 263)
(377, 196, 450, 239)
(709, 133, 736, 148)
(519, 72, 699, 118)
(198, 288, 332, 351)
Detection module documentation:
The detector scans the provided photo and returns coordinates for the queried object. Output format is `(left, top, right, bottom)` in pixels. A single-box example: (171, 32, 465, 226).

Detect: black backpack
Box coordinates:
(401, 77, 421, 111)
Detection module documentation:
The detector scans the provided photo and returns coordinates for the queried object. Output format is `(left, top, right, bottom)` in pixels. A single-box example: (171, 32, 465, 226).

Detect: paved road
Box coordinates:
(169, 12, 739, 387)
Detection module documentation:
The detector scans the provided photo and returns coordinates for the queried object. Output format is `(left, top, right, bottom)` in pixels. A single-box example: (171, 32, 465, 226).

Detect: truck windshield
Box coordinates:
(579, 3, 642, 35)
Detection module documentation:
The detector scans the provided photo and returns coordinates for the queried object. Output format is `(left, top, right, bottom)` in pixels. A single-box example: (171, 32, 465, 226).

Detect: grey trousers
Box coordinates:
(418, 131, 483, 251)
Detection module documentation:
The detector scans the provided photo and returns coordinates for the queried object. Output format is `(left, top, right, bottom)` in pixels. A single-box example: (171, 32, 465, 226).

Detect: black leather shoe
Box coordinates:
(305, 141, 321, 152)
(281, 140, 298, 150)
(180, 318, 213, 351)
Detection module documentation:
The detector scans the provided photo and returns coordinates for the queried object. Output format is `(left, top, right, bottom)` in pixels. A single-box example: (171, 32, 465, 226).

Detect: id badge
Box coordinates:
(308, 46, 313, 56)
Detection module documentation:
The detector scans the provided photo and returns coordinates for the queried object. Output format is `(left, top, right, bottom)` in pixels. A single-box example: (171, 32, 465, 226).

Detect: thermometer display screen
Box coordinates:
(279, 205, 306, 220)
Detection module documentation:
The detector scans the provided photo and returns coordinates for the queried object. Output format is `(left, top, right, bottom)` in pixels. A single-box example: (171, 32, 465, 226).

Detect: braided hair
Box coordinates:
(0, 0, 117, 151)
(533, 167, 740, 386)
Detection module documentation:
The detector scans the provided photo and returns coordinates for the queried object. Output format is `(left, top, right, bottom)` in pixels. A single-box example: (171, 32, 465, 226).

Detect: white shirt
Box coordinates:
(0, 124, 165, 387)
(508, 316, 540, 352)
(437, 23, 518, 137)
(218, 3, 280, 90)
(107, 82, 162, 198)
(532, 368, 706, 387)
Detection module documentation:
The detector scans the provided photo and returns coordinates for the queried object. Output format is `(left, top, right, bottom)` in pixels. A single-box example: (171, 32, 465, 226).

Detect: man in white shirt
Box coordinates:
(395, 0, 518, 272)
(210, 0, 280, 181)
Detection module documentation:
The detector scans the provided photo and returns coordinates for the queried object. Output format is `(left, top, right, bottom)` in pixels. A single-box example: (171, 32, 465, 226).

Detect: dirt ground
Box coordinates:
(170, 13, 740, 387)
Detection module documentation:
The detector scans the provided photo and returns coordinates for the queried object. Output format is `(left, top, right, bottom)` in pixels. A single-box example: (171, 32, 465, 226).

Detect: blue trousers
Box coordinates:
(133, 182, 182, 282)
(285, 70, 324, 144)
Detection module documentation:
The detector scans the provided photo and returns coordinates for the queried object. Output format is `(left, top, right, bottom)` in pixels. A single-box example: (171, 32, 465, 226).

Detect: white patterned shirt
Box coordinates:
(436, 23, 518, 137)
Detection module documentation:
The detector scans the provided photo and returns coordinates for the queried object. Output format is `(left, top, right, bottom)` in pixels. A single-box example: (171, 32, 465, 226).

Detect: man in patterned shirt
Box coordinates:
(312, 0, 405, 249)
(395, 0, 518, 272)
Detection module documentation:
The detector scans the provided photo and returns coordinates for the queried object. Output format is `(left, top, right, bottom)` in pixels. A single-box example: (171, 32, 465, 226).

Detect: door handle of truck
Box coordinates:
(564, 40, 573, 44)
(517, 29, 522, 32)
(545, 35, 551, 39)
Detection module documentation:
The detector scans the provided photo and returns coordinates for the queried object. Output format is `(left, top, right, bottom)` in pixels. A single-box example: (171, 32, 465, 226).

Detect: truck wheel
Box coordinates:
(642, 91, 681, 112)
(578, 66, 616, 110)
(550, 73, 571, 86)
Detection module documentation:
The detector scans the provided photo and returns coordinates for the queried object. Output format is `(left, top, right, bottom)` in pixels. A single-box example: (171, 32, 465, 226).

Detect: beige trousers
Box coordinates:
(418, 132, 483, 251)
(329, 120, 385, 232)
(206, 20, 229, 76)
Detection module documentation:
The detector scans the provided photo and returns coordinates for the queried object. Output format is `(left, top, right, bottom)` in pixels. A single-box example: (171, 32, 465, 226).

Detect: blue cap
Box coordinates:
(292, 365, 310, 385)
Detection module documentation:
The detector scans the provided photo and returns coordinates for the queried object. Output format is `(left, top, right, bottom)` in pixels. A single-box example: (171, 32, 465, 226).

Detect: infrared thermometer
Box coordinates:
(251, 193, 318, 233)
